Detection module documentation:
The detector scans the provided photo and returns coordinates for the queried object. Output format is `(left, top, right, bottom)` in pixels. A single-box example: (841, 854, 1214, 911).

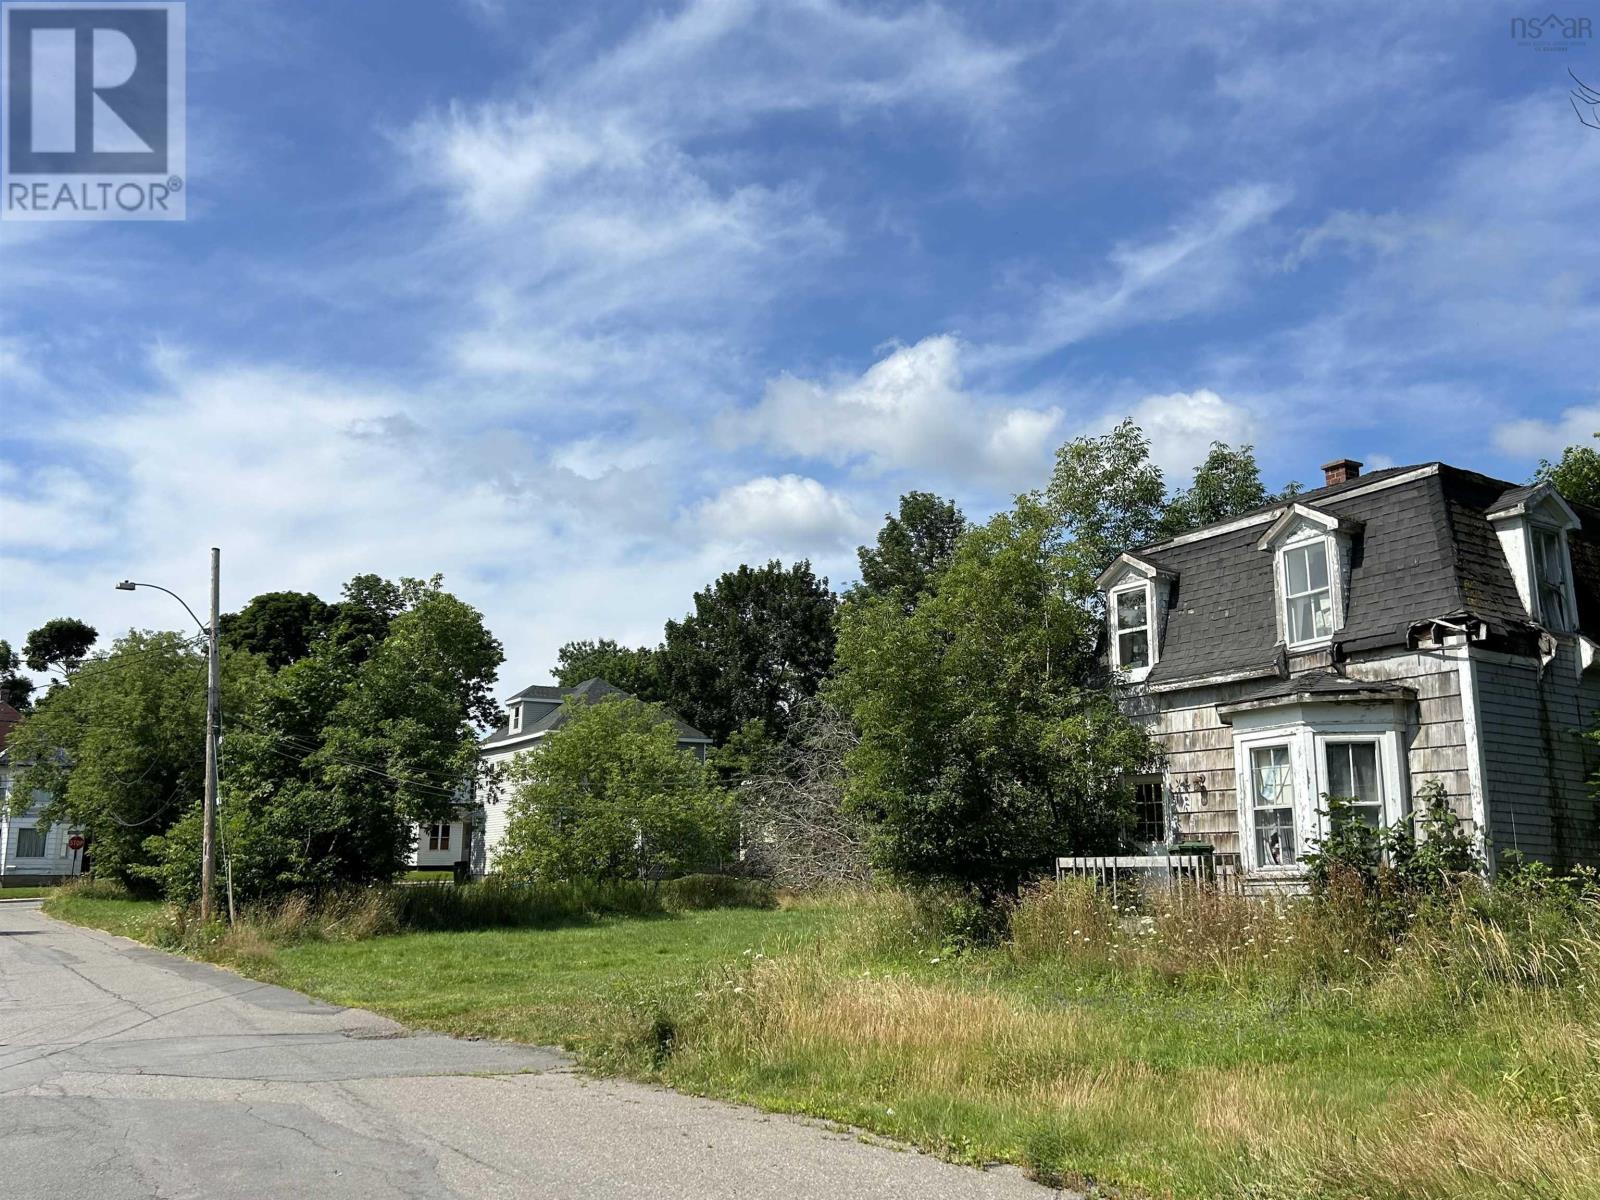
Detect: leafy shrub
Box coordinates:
(657, 874, 777, 912)
(56, 876, 134, 901)
(393, 877, 664, 931)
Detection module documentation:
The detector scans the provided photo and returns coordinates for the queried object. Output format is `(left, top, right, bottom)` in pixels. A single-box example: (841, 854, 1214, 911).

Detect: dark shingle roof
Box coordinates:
(481, 677, 711, 749)
(1137, 464, 1591, 687)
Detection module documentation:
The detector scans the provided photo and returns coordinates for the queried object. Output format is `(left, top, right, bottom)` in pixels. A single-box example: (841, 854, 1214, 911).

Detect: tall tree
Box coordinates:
(854, 491, 966, 609)
(180, 576, 504, 900)
(1046, 420, 1166, 575)
(552, 638, 665, 700)
(830, 495, 1158, 898)
(497, 696, 735, 882)
(0, 640, 34, 711)
(1536, 435, 1600, 509)
(1159, 441, 1271, 537)
(220, 590, 336, 670)
(8, 632, 268, 887)
(23, 617, 98, 676)
(659, 560, 837, 744)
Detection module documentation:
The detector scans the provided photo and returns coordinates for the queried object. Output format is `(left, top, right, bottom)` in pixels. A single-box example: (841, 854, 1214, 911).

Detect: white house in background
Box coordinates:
(0, 701, 85, 887)
(409, 677, 713, 877)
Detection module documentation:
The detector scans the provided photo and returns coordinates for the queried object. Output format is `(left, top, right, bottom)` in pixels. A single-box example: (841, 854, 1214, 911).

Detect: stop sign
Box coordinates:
(67, 835, 85, 851)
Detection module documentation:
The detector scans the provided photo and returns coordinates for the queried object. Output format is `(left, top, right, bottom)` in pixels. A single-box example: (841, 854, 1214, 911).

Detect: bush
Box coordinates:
(657, 874, 777, 912)
(392, 877, 664, 931)
(56, 876, 135, 901)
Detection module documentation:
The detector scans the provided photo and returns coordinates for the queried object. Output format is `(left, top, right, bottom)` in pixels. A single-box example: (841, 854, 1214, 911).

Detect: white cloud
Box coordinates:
(986, 184, 1292, 365)
(1126, 388, 1256, 477)
(1494, 407, 1600, 460)
(696, 474, 865, 552)
(726, 334, 1061, 487)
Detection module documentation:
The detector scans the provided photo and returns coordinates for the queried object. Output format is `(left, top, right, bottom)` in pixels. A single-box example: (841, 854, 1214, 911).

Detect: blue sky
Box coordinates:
(2, 0, 1598, 687)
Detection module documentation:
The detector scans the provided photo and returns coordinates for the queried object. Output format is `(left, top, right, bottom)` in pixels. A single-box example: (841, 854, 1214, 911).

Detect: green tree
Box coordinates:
(854, 491, 966, 608)
(1046, 420, 1166, 576)
(220, 590, 336, 669)
(496, 696, 736, 882)
(0, 640, 34, 710)
(552, 638, 665, 700)
(830, 495, 1158, 898)
(8, 631, 267, 887)
(659, 560, 837, 744)
(1159, 441, 1270, 537)
(152, 576, 503, 901)
(1535, 435, 1600, 509)
(23, 617, 98, 676)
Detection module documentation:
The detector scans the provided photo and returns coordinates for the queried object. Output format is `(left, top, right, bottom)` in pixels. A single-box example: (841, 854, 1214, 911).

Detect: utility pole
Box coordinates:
(201, 547, 221, 924)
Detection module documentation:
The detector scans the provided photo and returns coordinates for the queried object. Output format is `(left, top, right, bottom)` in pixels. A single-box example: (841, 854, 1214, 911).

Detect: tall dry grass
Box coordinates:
(611, 880, 1600, 1198)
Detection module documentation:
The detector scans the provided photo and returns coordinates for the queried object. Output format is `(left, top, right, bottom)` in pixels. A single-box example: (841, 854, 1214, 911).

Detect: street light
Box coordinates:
(116, 550, 222, 923)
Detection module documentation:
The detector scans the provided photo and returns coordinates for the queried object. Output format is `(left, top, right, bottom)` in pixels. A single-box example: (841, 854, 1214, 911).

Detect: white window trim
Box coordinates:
(1257, 504, 1358, 653)
(1232, 712, 1407, 874)
(1110, 582, 1156, 681)
(1489, 485, 1581, 634)
(510, 703, 522, 733)
(1530, 523, 1579, 633)
(1278, 535, 1337, 651)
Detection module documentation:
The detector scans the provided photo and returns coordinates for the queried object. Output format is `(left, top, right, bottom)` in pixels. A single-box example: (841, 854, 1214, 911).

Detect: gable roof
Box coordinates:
(1129, 463, 1593, 687)
(480, 677, 711, 750)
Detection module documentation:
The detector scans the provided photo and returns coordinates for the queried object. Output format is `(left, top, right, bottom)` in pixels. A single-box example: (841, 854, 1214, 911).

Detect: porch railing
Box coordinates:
(1055, 851, 1243, 903)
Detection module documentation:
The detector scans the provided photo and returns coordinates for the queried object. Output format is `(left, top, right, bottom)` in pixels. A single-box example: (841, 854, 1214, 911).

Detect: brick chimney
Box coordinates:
(1321, 458, 1362, 487)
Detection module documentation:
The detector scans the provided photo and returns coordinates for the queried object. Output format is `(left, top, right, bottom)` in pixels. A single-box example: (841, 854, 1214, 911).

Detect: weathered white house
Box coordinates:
(410, 677, 712, 877)
(1097, 459, 1600, 884)
(0, 701, 85, 887)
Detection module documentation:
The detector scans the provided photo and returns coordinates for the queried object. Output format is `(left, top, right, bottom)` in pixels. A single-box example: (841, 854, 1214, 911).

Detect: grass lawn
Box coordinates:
(401, 869, 455, 883)
(0, 886, 55, 900)
(44, 889, 1600, 1199)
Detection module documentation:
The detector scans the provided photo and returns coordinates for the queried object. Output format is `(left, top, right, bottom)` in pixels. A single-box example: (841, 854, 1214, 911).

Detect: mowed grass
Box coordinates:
(0, 886, 56, 900)
(45, 885, 1600, 1199)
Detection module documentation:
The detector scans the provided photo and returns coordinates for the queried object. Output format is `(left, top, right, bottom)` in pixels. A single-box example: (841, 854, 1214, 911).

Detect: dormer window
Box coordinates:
(1095, 553, 1174, 682)
(1257, 503, 1360, 651)
(1113, 586, 1151, 671)
(1534, 527, 1574, 630)
(1488, 484, 1581, 634)
(1282, 541, 1334, 646)
(510, 703, 522, 733)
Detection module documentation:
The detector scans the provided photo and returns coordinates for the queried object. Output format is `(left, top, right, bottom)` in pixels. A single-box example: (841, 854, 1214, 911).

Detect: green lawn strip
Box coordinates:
(0, 886, 55, 900)
(42, 895, 1540, 1198)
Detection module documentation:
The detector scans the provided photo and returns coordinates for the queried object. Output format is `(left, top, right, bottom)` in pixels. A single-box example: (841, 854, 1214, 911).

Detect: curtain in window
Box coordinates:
(1250, 745, 1297, 866)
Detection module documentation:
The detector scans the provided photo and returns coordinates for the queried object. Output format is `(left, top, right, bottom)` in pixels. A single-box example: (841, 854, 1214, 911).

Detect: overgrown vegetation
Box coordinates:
(48, 873, 1600, 1199)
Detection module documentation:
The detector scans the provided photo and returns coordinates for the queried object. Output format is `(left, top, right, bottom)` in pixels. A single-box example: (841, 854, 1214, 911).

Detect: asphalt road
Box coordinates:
(0, 901, 1059, 1199)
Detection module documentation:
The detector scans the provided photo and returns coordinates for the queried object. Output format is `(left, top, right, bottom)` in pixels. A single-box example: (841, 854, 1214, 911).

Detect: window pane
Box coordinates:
(1351, 743, 1379, 802)
(1133, 780, 1166, 845)
(16, 827, 46, 857)
(1305, 543, 1330, 591)
(1251, 746, 1294, 804)
(1255, 808, 1297, 866)
(1119, 630, 1149, 669)
(1285, 546, 1310, 595)
(1115, 589, 1147, 631)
